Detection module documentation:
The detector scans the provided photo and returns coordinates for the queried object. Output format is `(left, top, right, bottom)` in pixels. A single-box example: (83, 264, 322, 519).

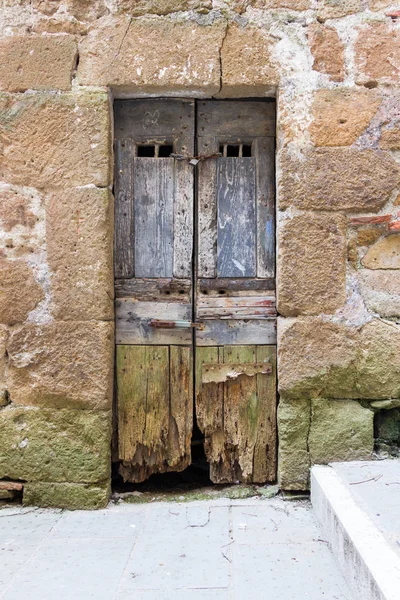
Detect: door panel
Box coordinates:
(195, 345, 276, 484)
(114, 99, 195, 482)
(195, 100, 276, 483)
(117, 345, 192, 483)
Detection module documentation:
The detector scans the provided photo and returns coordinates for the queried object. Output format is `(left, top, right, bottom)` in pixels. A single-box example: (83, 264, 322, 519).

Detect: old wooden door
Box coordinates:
(114, 99, 276, 484)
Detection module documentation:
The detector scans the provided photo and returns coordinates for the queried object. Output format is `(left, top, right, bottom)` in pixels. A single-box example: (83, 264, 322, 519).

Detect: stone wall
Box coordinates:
(0, 0, 399, 506)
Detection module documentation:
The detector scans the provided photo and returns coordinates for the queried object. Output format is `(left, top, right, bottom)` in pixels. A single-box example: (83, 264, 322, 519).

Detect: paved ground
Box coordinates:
(0, 496, 353, 600)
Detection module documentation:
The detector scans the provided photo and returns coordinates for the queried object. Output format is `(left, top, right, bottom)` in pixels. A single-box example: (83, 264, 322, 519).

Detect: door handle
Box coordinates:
(149, 319, 204, 330)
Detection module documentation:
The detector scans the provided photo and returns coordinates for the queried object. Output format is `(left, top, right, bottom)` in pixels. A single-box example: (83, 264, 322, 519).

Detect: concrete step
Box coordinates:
(311, 460, 400, 600)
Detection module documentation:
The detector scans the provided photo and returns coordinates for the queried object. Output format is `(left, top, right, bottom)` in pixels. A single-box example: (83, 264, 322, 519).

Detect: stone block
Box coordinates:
(219, 24, 278, 97)
(0, 35, 77, 92)
(23, 481, 110, 509)
(380, 126, 400, 151)
(0, 184, 45, 258)
(46, 188, 113, 321)
(369, 0, 399, 9)
(0, 91, 110, 188)
(310, 88, 380, 147)
(358, 270, 400, 317)
(278, 148, 400, 212)
(278, 398, 310, 491)
(7, 322, 114, 410)
(277, 213, 346, 316)
(355, 23, 400, 85)
(0, 325, 8, 406)
(0, 259, 44, 324)
(77, 15, 225, 95)
(309, 399, 374, 464)
(278, 317, 359, 399)
(220, 23, 277, 95)
(357, 319, 400, 400)
(0, 406, 111, 483)
(279, 317, 400, 401)
(361, 234, 400, 269)
(307, 24, 344, 82)
(117, 0, 212, 15)
(316, 0, 362, 20)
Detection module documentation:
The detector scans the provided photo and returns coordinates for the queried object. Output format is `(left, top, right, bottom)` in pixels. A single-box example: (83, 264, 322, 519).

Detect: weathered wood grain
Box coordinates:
(197, 295, 276, 319)
(116, 299, 192, 345)
(196, 319, 276, 346)
(255, 137, 275, 279)
(115, 99, 195, 152)
(117, 345, 168, 481)
(174, 160, 194, 278)
(115, 278, 191, 302)
(195, 345, 276, 484)
(217, 158, 256, 278)
(197, 100, 275, 138)
(117, 345, 192, 483)
(114, 139, 134, 278)
(195, 347, 223, 436)
(169, 346, 193, 467)
(134, 158, 174, 277)
(197, 136, 218, 278)
(202, 362, 272, 383)
(253, 345, 277, 482)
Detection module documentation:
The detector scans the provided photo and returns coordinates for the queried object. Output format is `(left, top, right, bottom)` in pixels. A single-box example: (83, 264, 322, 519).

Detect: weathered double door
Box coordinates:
(114, 99, 276, 484)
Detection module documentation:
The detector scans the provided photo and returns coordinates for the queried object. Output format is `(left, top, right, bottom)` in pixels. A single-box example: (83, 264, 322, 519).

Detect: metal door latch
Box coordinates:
(149, 319, 204, 330)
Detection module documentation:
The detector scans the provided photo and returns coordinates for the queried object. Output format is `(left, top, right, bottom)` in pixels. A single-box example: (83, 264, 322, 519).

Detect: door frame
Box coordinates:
(111, 95, 278, 484)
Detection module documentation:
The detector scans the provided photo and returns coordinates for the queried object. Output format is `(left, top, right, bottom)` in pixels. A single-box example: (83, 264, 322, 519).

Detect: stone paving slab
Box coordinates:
(331, 459, 400, 557)
(0, 497, 353, 600)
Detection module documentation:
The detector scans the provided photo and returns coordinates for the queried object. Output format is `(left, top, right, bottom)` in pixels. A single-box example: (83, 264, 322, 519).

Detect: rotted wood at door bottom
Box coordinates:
(116, 345, 193, 483)
(196, 345, 276, 484)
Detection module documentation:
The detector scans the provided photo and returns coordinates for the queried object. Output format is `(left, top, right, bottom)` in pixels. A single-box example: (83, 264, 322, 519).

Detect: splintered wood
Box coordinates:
(117, 345, 192, 482)
(196, 345, 277, 484)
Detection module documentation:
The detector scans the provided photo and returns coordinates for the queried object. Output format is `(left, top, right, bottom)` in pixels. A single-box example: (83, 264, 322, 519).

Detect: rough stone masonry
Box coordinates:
(0, 0, 399, 508)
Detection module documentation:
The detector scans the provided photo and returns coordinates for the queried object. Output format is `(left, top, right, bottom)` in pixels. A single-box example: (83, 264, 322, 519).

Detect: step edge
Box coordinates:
(311, 465, 400, 600)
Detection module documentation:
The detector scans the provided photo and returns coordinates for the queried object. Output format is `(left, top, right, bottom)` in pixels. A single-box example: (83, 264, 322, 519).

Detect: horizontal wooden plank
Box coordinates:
(197, 308, 277, 319)
(197, 100, 275, 138)
(116, 299, 192, 345)
(197, 295, 276, 319)
(198, 279, 275, 294)
(115, 278, 192, 301)
(196, 319, 276, 346)
(202, 362, 272, 383)
(197, 296, 275, 308)
(115, 99, 195, 153)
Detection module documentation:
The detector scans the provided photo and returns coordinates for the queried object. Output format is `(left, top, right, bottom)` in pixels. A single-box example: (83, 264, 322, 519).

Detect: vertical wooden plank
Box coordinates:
(173, 161, 193, 279)
(169, 346, 193, 468)
(117, 345, 147, 462)
(253, 345, 277, 482)
(255, 137, 275, 279)
(217, 158, 256, 278)
(117, 345, 170, 483)
(195, 346, 224, 436)
(197, 136, 218, 278)
(134, 158, 174, 277)
(217, 345, 257, 483)
(114, 139, 134, 278)
(141, 346, 170, 452)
